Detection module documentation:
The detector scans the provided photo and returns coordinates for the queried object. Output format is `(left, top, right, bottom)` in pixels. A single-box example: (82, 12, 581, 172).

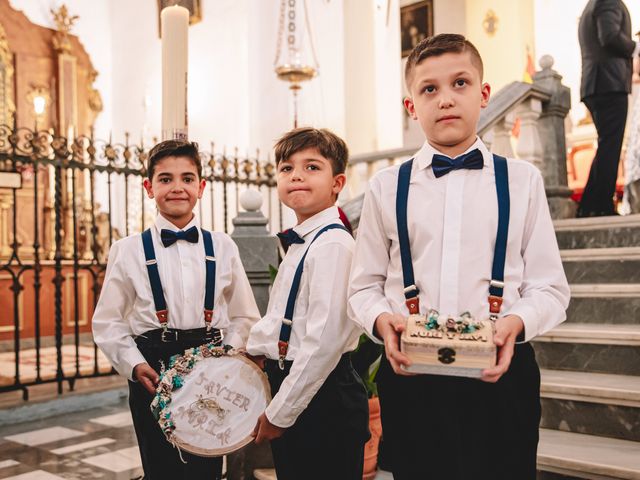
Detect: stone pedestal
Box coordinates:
(534, 55, 576, 219)
(231, 189, 279, 315)
(228, 188, 277, 480)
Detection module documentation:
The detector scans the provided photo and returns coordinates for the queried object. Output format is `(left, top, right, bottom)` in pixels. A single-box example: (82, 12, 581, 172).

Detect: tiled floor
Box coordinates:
(0, 399, 142, 480)
(0, 398, 394, 480)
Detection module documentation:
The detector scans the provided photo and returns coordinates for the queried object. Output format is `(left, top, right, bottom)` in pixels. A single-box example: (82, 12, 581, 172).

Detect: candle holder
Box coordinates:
(162, 128, 189, 142)
(273, 0, 319, 128)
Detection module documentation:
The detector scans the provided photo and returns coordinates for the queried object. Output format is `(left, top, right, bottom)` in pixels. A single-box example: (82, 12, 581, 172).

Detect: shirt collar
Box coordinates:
(154, 213, 200, 234)
(291, 205, 341, 239)
(414, 136, 492, 172)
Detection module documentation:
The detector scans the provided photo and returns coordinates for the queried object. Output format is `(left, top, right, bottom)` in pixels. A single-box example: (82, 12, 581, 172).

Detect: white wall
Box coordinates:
(344, 0, 403, 155)
(374, 0, 403, 151)
(247, 0, 289, 154)
(465, 0, 535, 92)
(344, 0, 377, 154)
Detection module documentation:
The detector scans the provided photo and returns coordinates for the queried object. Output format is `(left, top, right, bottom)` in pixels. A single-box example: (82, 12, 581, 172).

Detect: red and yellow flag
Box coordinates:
(523, 45, 535, 84)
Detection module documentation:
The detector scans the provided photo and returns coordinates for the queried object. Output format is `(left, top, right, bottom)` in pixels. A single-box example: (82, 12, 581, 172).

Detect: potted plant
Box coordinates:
(352, 335, 383, 480)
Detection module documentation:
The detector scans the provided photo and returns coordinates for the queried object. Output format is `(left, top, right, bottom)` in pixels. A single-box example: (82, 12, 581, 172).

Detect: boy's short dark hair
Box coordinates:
(274, 127, 348, 175)
(404, 33, 484, 89)
(147, 140, 202, 180)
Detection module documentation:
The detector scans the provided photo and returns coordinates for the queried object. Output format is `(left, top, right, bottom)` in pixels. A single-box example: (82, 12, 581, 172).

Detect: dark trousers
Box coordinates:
(377, 343, 541, 480)
(129, 334, 223, 480)
(265, 354, 370, 480)
(579, 92, 629, 216)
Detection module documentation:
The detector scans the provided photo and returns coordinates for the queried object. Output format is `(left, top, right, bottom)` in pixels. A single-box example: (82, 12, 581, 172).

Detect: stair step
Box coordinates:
(538, 429, 640, 479)
(561, 247, 640, 261)
(554, 214, 640, 250)
(568, 289, 640, 325)
(536, 324, 640, 346)
(540, 370, 640, 442)
(568, 285, 640, 324)
(561, 248, 640, 284)
(570, 284, 640, 298)
(533, 325, 640, 375)
(541, 370, 640, 407)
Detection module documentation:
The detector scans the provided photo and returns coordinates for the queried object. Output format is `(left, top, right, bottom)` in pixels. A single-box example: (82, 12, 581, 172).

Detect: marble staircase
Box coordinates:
(535, 215, 640, 480)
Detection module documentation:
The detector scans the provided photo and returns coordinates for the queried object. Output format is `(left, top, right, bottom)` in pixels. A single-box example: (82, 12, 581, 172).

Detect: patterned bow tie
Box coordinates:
(160, 226, 199, 247)
(432, 148, 484, 178)
(277, 229, 305, 251)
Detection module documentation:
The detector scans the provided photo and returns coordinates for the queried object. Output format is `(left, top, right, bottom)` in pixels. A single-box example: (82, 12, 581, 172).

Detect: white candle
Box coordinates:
(161, 5, 189, 141)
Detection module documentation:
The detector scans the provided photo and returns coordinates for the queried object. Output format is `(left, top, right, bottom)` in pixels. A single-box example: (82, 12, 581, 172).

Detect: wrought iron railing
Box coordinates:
(0, 124, 279, 399)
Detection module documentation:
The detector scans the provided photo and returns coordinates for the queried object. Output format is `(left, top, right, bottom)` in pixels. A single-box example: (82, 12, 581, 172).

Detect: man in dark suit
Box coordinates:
(578, 0, 637, 217)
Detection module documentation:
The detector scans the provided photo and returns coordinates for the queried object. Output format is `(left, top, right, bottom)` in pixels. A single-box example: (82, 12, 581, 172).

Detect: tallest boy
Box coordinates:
(349, 34, 570, 479)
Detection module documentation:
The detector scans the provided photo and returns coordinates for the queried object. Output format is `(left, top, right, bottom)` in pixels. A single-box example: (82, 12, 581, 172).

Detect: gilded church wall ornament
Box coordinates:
(0, 22, 15, 128)
(483, 9, 498, 37)
(51, 4, 79, 53)
(87, 69, 103, 114)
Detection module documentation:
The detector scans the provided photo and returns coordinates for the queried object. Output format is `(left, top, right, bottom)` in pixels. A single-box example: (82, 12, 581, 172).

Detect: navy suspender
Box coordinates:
(202, 230, 216, 326)
(141, 228, 217, 333)
(397, 160, 420, 314)
(395, 154, 510, 319)
(277, 223, 349, 369)
(142, 229, 168, 323)
(488, 155, 510, 318)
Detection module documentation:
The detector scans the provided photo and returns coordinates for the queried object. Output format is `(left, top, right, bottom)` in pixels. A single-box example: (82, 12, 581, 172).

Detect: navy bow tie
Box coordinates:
(277, 229, 305, 250)
(432, 149, 484, 178)
(160, 226, 199, 247)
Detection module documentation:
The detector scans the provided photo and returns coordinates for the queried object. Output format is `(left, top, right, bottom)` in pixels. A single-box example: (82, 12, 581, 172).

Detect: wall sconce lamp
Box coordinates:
(26, 85, 51, 129)
(33, 95, 46, 116)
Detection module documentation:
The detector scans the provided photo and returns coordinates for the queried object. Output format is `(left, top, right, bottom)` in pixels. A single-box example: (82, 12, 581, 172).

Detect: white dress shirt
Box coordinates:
(348, 138, 570, 343)
(92, 214, 260, 380)
(246, 206, 360, 428)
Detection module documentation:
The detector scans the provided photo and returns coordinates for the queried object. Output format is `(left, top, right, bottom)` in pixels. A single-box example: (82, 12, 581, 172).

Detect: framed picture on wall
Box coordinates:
(401, 0, 434, 57)
(157, 0, 202, 36)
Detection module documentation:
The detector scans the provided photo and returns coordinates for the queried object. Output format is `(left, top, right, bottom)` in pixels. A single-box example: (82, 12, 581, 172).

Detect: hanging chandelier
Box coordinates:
(274, 0, 319, 128)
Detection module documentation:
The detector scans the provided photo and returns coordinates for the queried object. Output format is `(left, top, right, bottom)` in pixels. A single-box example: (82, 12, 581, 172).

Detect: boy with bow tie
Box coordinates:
(246, 128, 369, 480)
(92, 140, 260, 479)
(348, 34, 570, 479)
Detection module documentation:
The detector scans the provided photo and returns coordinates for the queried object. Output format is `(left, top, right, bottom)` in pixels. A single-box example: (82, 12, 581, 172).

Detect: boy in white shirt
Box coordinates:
(348, 34, 570, 480)
(247, 128, 369, 480)
(92, 140, 260, 480)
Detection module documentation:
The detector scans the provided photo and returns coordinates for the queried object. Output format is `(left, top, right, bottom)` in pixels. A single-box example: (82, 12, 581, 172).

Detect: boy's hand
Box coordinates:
(374, 312, 414, 376)
(481, 315, 524, 383)
(253, 413, 286, 444)
(246, 353, 266, 370)
(133, 362, 159, 394)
